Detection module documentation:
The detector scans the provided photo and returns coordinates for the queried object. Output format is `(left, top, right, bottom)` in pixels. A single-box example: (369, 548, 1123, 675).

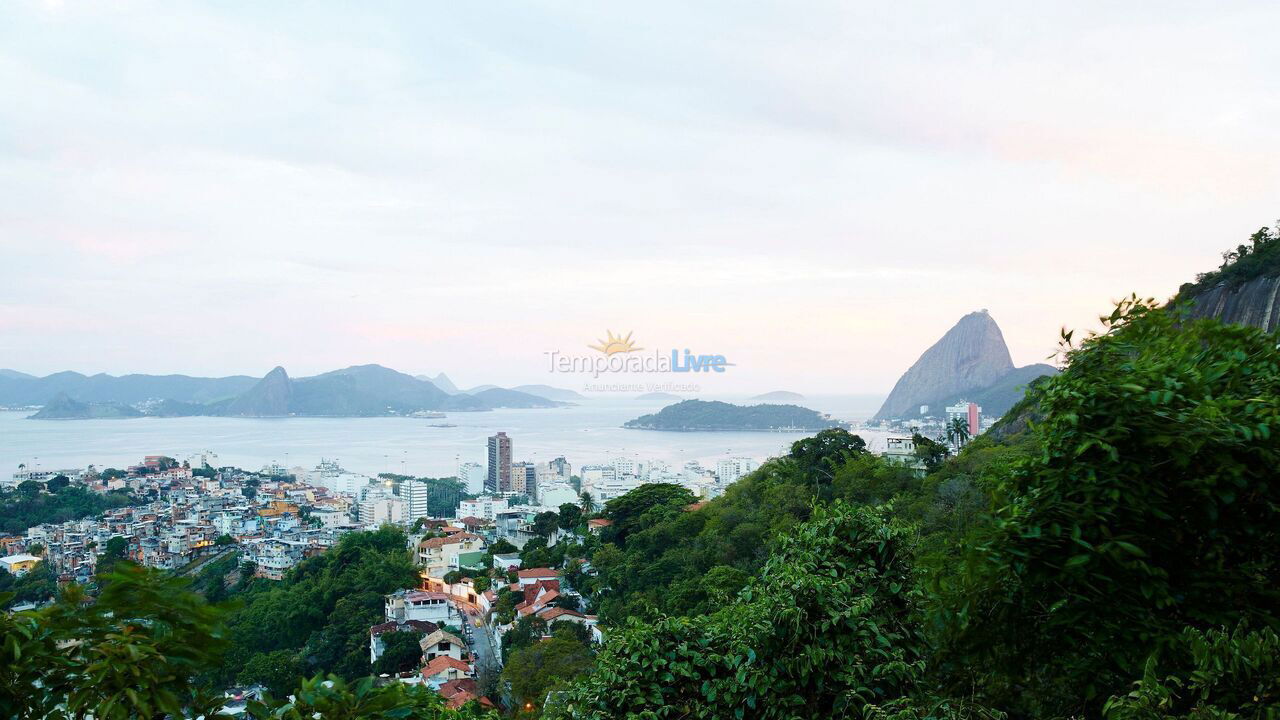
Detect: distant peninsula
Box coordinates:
(29, 393, 144, 420)
(623, 399, 842, 432)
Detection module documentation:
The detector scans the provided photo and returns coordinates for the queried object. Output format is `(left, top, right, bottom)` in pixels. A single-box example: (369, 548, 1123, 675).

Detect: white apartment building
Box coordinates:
(359, 495, 405, 527)
(457, 462, 485, 495)
(457, 496, 508, 522)
(716, 457, 758, 485)
(403, 479, 431, 523)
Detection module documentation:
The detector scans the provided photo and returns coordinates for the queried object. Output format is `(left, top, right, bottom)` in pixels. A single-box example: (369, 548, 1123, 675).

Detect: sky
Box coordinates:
(1, 1, 1278, 395)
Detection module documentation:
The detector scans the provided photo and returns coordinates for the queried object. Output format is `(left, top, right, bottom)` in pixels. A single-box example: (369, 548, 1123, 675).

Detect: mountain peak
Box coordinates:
(873, 312, 1015, 420)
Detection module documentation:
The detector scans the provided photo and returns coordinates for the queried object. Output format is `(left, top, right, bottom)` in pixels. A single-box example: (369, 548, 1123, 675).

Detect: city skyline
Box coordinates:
(3, 2, 1278, 394)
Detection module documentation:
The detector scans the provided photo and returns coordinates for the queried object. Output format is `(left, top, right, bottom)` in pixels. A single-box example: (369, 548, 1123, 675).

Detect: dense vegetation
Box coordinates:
(1178, 222, 1280, 297)
(557, 297, 1280, 718)
(0, 482, 136, 534)
(208, 526, 420, 690)
(623, 399, 841, 431)
(0, 564, 495, 719)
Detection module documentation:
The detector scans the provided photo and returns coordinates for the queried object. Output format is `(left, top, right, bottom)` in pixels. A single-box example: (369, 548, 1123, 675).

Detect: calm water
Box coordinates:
(0, 395, 888, 478)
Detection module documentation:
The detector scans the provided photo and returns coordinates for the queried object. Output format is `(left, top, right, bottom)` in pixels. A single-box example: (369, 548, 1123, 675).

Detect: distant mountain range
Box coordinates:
(4, 365, 570, 419)
(872, 311, 1057, 421)
(624, 399, 841, 432)
(414, 374, 587, 403)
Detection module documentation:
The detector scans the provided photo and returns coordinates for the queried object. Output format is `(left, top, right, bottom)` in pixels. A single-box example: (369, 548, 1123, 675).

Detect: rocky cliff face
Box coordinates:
(1181, 275, 1280, 333)
(219, 366, 292, 416)
(873, 311, 1015, 420)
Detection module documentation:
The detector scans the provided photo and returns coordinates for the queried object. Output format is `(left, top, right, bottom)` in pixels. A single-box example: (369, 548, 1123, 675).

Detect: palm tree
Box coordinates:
(580, 491, 594, 515)
(946, 417, 970, 450)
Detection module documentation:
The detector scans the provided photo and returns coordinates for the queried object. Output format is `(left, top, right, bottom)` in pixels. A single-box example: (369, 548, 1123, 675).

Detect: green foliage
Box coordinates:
(237, 649, 305, 697)
(0, 562, 57, 607)
(1179, 223, 1280, 298)
(0, 563, 230, 719)
(214, 526, 419, 686)
(502, 615, 549, 661)
(245, 674, 496, 719)
(601, 482, 696, 546)
(940, 298, 1280, 716)
(0, 485, 136, 535)
(373, 631, 425, 677)
(533, 510, 560, 537)
(1103, 625, 1280, 719)
(788, 427, 868, 474)
(558, 503, 583, 531)
(556, 502, 930, 719)
(501, 627, 595, 716)
(45, 474, 70, 492)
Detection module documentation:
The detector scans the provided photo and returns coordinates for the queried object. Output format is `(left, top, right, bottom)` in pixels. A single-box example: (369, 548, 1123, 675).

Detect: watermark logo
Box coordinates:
(588, 330, 643, 356)
(546, 330, 734, 379)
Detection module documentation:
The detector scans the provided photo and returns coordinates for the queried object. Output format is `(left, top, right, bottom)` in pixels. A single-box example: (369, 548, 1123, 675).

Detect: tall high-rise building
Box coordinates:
(403, 479, 430, 523)
(548, 456, 572, 480)
(487, 432, 512, 493)
(945, 401, 982, 436)
(511, 461, 537, 502)
(458, 462, 485, 495)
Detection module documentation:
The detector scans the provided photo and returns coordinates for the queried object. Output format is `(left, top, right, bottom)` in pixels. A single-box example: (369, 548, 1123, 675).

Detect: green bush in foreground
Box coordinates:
(0, 563, 494, 720)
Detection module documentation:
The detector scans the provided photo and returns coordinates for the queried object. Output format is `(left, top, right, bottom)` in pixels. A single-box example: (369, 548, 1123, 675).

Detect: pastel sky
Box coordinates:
(2, 1, 1278, 394)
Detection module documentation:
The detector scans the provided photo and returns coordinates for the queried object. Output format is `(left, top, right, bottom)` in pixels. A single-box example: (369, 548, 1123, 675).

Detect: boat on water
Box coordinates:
(409, 411, 447, 419)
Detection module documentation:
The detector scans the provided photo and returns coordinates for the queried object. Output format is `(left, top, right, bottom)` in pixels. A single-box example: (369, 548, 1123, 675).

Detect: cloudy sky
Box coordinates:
(1, 1, 1277, 394)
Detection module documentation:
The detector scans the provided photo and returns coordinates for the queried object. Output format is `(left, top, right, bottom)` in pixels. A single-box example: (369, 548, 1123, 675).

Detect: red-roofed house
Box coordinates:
(516, 567, 558, 587)
(586, 518, 612, 534)
(421, 656, 472, 689)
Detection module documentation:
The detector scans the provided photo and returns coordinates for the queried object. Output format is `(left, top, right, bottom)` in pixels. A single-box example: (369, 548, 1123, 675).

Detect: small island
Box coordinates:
(623, 399, 842, 432)
(749, 390, 805, 402)
(635, 392, 686, 403)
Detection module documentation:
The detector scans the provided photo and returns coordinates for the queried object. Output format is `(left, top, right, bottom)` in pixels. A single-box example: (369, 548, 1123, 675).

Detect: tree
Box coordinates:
(945, 417, 970, 450)
(96, 535, 129, 575)
(602, 483, 696, 545)
(532, 510, 560, 538)
(911, 432, 949, 472)
(787, 427, 867, 477)
(488, 538, 518, 556)
(373, 631, 425, 677)
(558, 503, 583, 532)
(237, 648, 305, 697)
(45, 475, 70, 492)
(501, 627, 594, 716)
(579, 491, 593, 515)
(16, 480, 41, 497)
(443, 570, 463, 585)
(941, 298, 1280, 717)
(215, 533, 235, 546)
(556, 502, 928, 719)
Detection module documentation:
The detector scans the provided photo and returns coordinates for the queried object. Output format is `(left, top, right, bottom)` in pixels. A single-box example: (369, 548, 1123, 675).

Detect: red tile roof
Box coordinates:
(587, 518, 612, 527)
(422, 655, 471, 678)
(539, 607, 586, 622)
(517, 567, 557, 579)
(419, 532, 481, 549)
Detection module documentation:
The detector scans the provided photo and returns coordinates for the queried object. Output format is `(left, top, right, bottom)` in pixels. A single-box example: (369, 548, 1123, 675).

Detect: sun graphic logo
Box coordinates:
(588, 330, 643, 355)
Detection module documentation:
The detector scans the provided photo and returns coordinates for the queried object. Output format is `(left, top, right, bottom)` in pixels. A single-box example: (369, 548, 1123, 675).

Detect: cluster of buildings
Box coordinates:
(6, 432, 765, 593)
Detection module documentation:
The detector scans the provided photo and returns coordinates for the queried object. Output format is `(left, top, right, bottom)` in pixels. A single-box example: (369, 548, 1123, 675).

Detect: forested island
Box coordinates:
(623, 399, 841, 431)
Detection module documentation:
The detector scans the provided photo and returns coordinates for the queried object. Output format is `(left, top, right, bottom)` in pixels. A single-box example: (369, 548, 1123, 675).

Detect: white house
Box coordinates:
(385, 589, 452, 624)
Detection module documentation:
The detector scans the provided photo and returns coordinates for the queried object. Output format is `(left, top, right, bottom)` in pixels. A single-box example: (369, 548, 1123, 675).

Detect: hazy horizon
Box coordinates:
(3, 2, 1278, 394)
